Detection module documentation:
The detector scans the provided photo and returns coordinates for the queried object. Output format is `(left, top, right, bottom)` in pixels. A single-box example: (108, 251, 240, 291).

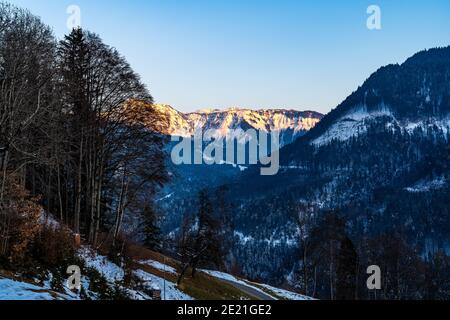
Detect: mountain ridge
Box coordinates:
(150, 103, 323, 146)
(291, 46, 450, 149)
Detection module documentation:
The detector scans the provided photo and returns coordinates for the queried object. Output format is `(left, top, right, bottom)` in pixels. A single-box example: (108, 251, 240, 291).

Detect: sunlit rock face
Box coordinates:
(150, 104, 323, 146)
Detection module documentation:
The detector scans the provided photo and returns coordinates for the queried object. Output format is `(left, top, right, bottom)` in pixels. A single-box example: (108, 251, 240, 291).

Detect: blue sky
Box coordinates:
(7, 0, 450, 113)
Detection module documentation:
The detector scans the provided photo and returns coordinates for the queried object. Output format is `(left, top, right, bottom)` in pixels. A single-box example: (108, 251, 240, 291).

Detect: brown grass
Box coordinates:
(125, 243, 258, 300)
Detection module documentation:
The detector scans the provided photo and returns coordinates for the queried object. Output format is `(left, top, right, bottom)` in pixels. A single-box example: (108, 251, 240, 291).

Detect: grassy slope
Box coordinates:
(126, 244, 258, 300)
(0, 242, 274, 300)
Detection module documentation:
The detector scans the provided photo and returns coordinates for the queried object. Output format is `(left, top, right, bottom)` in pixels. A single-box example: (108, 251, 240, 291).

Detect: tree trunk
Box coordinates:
(113, 170, 127, 245)
(177, 263, 190, 286)
(313, 266, 317, 298)
(74, 134, 84, 235)
(93, 161, 103, 246)
(330, 241, 334, 300)
(303, 243, 308, 295)
(0, 150, 9, 203)
(56, 162, 64, 222)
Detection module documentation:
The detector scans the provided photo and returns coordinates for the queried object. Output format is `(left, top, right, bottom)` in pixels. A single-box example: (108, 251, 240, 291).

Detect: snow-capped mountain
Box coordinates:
(302, 47, 450, 147)
(311, 104, 450, 146)
(153, 105, 321, 259)
(151, 104, 323, 146)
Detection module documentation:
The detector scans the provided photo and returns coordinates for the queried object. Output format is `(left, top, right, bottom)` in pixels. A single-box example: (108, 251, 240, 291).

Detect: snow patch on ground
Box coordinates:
(313, 105, 393, 146)
(313, 104, 450, 147)
(139, 260, 177, 274)
(38, 211, 62, 230)
(235, 231, 255, 245)
(405, 176, 447, 193)
(257, 284, 315, 300)
(133, 270, 192, 300)
(202, 270, 274, 299)
(0, 278, 72, 300)
(156, 192, 174, 202)
(404, 117, 450, 135)
(235, 231, 298, 247)
(78, 247, 124, 283)
(202, 270, 249, 285)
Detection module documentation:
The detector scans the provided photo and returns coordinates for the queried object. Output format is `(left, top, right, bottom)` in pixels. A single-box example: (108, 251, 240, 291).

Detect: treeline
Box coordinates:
(294, 210, 450, 300)
(0, 3, 167, 267)
(224, 118, 450, 299)
(172, 186, 235, 285)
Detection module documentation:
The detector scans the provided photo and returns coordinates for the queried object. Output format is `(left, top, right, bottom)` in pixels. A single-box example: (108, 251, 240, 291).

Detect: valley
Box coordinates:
(1, 1, 450, 302)
(153, 47, 450, 300)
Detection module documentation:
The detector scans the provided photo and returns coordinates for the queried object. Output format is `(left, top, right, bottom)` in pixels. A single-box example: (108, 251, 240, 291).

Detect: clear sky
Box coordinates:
(7, 0, 450, 113)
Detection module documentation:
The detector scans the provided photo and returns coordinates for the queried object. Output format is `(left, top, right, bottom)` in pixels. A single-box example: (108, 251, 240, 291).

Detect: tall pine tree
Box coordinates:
(143, 204, 162, 252)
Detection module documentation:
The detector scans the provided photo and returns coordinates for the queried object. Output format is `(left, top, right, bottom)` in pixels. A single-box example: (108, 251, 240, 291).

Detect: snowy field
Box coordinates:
(0, 247, 311, 301)
(139, 259, 177, 274)
(134, 270, 192, 300)
(257, 284, 315, 300)
(0, 278, 71, 300)
(78, 247, 192, 300)
(78, 247, 125, 283)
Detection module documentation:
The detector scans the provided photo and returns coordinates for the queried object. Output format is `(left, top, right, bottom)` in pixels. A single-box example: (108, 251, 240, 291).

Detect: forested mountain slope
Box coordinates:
(218, 47, 450, 299)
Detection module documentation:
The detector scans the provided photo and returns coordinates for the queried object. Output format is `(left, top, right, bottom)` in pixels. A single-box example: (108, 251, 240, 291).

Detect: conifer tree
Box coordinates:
(336, 236, 359, 300)
(143, 204, 162, 251)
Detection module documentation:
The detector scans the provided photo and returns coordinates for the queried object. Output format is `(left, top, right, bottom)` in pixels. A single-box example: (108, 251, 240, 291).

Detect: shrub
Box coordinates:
(33, 224, 76, 268)
(0, 173, 42, 267)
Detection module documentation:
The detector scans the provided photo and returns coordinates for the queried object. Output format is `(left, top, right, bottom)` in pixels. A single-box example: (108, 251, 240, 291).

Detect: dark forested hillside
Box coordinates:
(212, 47, 450, 300)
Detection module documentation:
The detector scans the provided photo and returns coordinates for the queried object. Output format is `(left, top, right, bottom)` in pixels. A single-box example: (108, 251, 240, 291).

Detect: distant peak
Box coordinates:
(145, 103, 323, 145)
(188, 107, 322, 115)
(153, 104, 323, 117)
(192, 108, 221, 114)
